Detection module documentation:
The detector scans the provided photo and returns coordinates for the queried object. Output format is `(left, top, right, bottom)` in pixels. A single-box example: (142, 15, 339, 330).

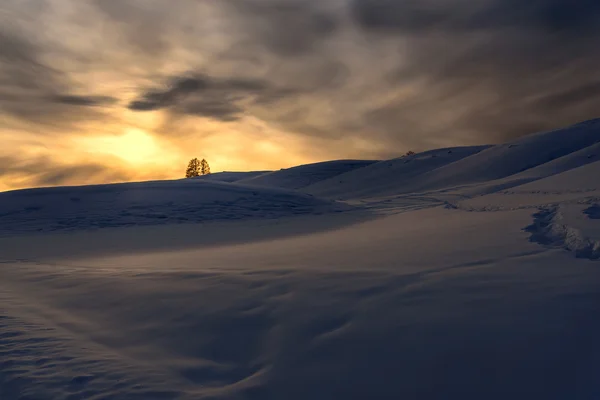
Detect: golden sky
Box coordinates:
(1, 0, 600, 191)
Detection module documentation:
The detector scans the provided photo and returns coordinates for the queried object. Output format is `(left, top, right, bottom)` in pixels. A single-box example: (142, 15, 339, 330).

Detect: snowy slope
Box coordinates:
(455, 161, 600, 211)
(446, 141, 600, 198)
(506, 141, 600, 182)
(306, 119, 600, 200)
(1, 119, 600, 400)
(195, 171, 271, 183)
(446, 163, 599, 227)
(305, 146, 489, 199)
(0, 179, 349, 236)
(1, 207, 600, 400)
(453, 162, 600, 260)
(238, 159, 377, 190)
(399, 119, 600, 196)
(510, 159, 600, 193)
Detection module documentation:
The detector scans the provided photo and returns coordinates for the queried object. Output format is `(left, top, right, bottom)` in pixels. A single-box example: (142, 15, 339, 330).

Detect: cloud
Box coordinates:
(347, 0, 600, 143)
(221, 0, 340, 56)
(122, 0, 600, 148)
(51, 95, 118, 107)
(535, 81, 600, 110)
(128, 73, 297, 121)
(0, 155, 134, 190)
(350, 0, 600, 34)
(0, 25, 118, 130)
(3, 0, 600, 190)
(90, 0, 175, 58)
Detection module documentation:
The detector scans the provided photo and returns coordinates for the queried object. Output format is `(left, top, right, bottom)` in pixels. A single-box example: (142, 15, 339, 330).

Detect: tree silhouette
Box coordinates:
(185, 158, 201, 178)
(200, 159, 211, 175)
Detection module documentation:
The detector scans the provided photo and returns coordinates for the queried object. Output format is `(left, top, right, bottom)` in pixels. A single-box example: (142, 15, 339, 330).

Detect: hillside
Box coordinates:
(237, 159, 378, 190)
(306, 119, 600, 199)
(195, 171, 271, 183)
(304, 146, 489, 199)
(0, 179, 349, 236)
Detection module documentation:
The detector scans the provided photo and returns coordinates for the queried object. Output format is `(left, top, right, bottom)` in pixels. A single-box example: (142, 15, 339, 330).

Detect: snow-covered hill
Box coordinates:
(304, 146, 489, 199)
(307, 119, 600, 199)
(511, 159, 600, 194)
(195, 171, 271, 183)
(0, 179, 349, 236)
(1, 119, 600, 400)
(237, 159, 377, 190)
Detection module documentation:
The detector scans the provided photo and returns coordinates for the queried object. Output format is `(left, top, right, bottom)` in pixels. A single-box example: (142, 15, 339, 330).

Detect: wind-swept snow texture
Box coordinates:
(0, 179, 349, 236)
(525, 205, 600, 259)
(1, 119, 600, 400)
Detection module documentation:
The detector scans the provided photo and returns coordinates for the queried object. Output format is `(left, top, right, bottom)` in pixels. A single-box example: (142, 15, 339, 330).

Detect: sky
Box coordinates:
(1, 0, 600, 191)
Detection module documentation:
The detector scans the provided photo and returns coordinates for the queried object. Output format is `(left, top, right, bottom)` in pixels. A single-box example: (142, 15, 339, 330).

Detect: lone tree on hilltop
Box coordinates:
(185, 158, 201, 178)
(201, 158, 211, 175)
(185, 158, 211, 178)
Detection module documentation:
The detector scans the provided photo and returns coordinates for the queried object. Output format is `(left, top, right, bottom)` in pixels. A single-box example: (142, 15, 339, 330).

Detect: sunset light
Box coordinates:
(1, 1, 600, 399)
(79, 129, 166, 165)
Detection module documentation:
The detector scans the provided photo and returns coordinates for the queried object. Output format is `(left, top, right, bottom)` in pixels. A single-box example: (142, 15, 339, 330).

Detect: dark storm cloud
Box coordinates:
(346, 0, 600, 144)
(128, 73, 296, 121)
(351, 0, 474, 33)
(351, 0, 600, 34)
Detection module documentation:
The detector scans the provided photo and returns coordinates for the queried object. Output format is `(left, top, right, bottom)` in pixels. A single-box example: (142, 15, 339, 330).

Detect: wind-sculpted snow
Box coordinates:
(525, 205, 600, 260)
(2, 209, 600, 399)
(585, 205, 600, 220)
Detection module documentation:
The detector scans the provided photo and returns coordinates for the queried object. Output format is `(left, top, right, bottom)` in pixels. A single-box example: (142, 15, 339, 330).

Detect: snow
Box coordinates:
(525, 204, 600, 259)
(306, 120, 600, 200)
(304, 146, 490, 199)
(510, 160, 600, 193)
(1, 119, 600, 399)
(195, 171, 271, 183)
(0, 179, 350, 236)
(419, 119, 600, 193)
(238, 159, 378, 190)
